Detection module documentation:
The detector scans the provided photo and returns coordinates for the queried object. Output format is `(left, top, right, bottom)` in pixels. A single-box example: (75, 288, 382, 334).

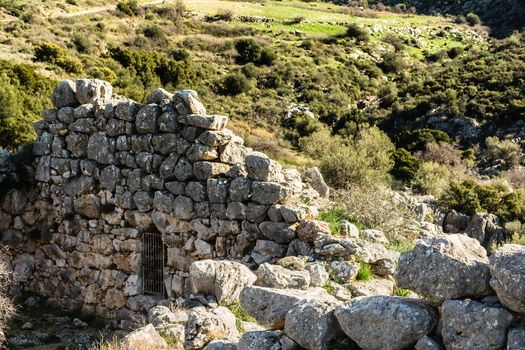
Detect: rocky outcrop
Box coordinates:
(122, 324, 168, 350)
(441, 299, 513, 350)
(334, 296, 438, 350)
(396, 234, 492, 301)
(489, 244, 525, 313)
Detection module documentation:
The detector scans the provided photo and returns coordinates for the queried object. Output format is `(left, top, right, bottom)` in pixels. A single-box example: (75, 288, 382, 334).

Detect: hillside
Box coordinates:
(0, 0, 524, 229)
(378, 0, 525, 37)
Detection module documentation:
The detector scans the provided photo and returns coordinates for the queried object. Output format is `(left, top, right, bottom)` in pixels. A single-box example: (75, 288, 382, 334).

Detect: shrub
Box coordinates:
(382, 34, 405, 51)
(116, 0, 138, 16)
(172, 48, 190, 61)
(33, 42, 83, 74)
(441, 179, 524, 222)
(412, 161, 451, 197)
(234, 39, 275, 66)
(466, 12, 481, 26)
(379, 52, 406, 73)
(300, 126, 394, 188)
(394, 128, 451, 152)
(484, 136, 521, 169)
(391, 148, 420, 182)
(72, 33, 90, 53)
(318, 206, 363, 234)
(214, 9, 234, 21)
(218, 73, 251, 96)
(333, 185, 418, 241)
(0, 247, 15, 345)
(282, 112, 322, 146)
(289, 16, 306, 24)
(447, 46, 464, 59)
(345, 23, 370, 42)
(143, 25, 167, 43)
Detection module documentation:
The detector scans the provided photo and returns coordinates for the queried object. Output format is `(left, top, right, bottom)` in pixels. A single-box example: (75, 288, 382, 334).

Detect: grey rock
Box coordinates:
(133, 191, 153, 212)
(489, 244, 525, 313)
(57, 107, 75, 124)
(204, 340, 237, 350)
(123, 324, 168, 350)
(296, 220, 331, 243)
(147, 88, 174, 104)
(174, 90, 207, 115)
(246, 203, 267, 223)
(152, 133, 178, 155)
(339, 220, 359, 238)
(185, 306, 240, 350)
(441, 299, 513, 350)
(87, 133, 114, 164)
(335, 296, 438, 350)
(237, 331, 282, 350)
(328, 261, 359, 283)
(158, 111, 179, 132)
(253, 240, 287, 264)
(415, 336, 443, 350)
(197, 130, 234, 147)
(66, 132, 89, 158)
(75, 79, 112, 105)
(255, 263, 310, 290)
(252, 181, 288, 205)
(208, 179, 230, 204)
(153, 191, 175, 213)
(396, 234, 492, 302)
(220, 141, 250, 165)
(136, 104, 161, 134)
(64, 175, 96, 196)
(100, 165, 121, 191)
(246, 152, 282, 181)
(173, 195, 194, 220)
(226, 202, 246, 220)
(189, 259, 257, 306)
(74, 104, 94, 119)
(187, 144, 218, 163)
(259, 221, 296, 244)
(182, 114, 228, 130)
(507, 327, 525, 350)
(52, 80, 78, 108)
(193, 161, 231, 180)
(229, 176, 252, 202)
(305, 263, 329, 287)
(361, 229, 389, 245)
(303, 167, 329, 198)
(115, 100, 140, 122)
(186, 181, 207, 202)
(284, 300, 346, 350)
(239, 285, 336, 329)
(73, 194, 101, 219)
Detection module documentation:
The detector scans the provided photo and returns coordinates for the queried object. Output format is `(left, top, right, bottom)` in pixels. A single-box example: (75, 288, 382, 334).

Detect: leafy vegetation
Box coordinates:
(356, 262, 374, 281)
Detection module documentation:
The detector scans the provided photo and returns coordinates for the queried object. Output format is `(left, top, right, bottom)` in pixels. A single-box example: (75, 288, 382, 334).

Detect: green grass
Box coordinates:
(318, 206, 364, 235)
(229, 300, 257, 333)
(387, 239, 415, 253)
(356, 262, 374, 281)
(394, 287, 410, 297)
(322, 281, 335, 295)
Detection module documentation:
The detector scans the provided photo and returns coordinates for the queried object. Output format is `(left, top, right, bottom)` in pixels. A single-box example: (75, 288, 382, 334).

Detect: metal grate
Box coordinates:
(142, 232, 166, 296)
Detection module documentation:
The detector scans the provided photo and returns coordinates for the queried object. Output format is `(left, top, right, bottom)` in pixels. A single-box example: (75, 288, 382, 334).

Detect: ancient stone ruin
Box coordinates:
(1, 80, 524, 350)
(0, 79, 330, 322)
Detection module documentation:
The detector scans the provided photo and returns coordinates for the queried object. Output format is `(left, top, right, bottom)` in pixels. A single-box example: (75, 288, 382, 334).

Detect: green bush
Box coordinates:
(33, 42, 83, 74)
(72, 33, 90, 53)
(234, 39, 275, 66)
(466, 12, 481, 26)
(282, 112, 322, 146)
(412, 161, 451, 197)
(391, 148, 420, 182)
(318, 206, 363, 234)
(484, 136, 521, 169)
(218, 73, 251, 96)
(143, 25, 167, 43)
(379, 52, 406, 73)
(345, 23, 370, 42)
(441, 179, 524, 222)
(394, 128, 451, 152)
(0, 61, 55, 150)
(301, 126, 394, 188)
(116, 0, 138, 16)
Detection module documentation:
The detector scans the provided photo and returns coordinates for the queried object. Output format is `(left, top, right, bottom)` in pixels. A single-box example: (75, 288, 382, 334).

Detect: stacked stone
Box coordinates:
(1, 79, 326, 322)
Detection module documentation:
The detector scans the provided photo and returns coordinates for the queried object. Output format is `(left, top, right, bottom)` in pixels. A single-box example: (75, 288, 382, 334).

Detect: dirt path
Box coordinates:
(51, 0, 169, 19)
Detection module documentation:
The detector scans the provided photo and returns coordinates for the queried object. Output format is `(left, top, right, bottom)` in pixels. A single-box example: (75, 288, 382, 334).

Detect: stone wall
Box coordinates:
(0, 79, 327, 322)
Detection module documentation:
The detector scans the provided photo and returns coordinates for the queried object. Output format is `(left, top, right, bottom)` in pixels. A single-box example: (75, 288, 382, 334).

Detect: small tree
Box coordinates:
(466, 12, 481, 26)
(345, 23, 370, 42)
(219, 73, 251, 96)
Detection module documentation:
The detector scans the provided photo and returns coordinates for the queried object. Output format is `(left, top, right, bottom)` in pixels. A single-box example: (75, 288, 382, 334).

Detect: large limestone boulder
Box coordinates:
(255, 263, 310, 290)
(203, 340, 238, 350)
(334, 296, 438, 350)
(122, 324, 168, 350)
(189, 260, 256, 306)
(239, 286, 337, 329)
(396, 234, 492, 302)
(284, 300, 347, 350)
(237, 331, 294, 350)
(441, 299, 513, 350)
(184, 306, 240, 350)
(488, 244, 525, 313)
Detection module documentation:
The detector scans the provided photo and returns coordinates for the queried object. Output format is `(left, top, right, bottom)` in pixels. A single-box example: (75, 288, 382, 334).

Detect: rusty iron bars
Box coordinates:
(142, 232, 166, 296)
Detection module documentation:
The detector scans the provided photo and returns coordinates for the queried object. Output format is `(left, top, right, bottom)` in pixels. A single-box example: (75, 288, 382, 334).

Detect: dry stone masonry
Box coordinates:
(1, 79, 525, 350)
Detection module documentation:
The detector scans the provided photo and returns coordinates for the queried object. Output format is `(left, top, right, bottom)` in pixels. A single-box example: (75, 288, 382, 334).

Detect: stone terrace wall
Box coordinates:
(0, 79, 328, 322)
